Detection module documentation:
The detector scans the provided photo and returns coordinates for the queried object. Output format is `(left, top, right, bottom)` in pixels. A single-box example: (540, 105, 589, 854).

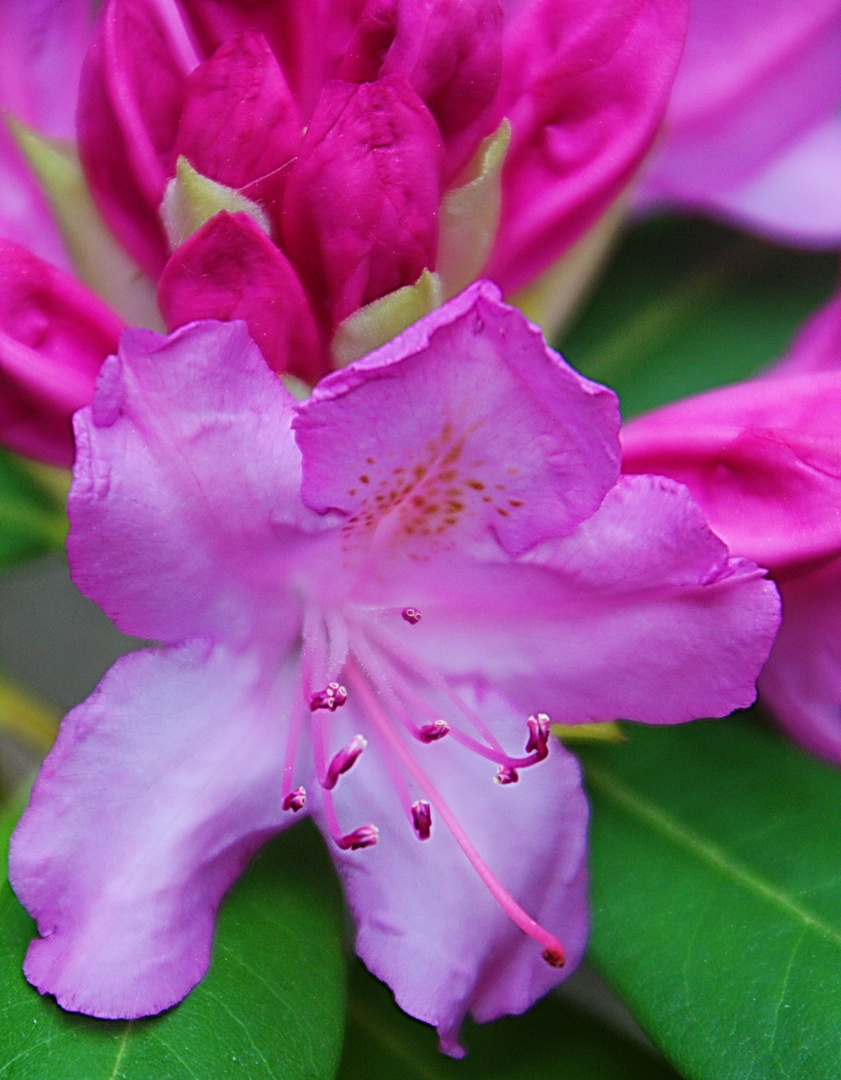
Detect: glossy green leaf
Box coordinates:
(0, 815, 346, 1079)
(338, 957, 682, 1080)
(580, 715, 841, 1080)
(0, 451, 67, 568)
(560, 216, 839, 417)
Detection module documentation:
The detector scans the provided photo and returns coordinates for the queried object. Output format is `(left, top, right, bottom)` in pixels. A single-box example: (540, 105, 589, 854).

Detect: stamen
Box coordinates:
(324, 735, 367, 790)
(419, 719, 450, 742)
(338, 824, 379, 850)
(401, 607, 422, 625)
(525, 713, 551, 760)
(282, 786, 307, 812)
(310, 682, 348, 711)
(412, 799, 432, 840)
(495, 765, 519, 785)
(344, 656, 565, 968)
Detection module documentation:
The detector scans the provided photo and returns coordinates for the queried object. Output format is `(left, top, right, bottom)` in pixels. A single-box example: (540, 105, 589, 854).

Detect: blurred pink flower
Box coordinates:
(637, 0, 841, 245)
(9, 286, 778, 1050)
(622, 281, 841, 763)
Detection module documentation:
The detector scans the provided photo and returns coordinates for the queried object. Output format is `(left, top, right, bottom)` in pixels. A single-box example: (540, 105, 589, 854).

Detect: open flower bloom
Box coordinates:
(636, 0, 841, 245)
(0, 0, 688, 465)
(622, 284, 841, 763)
(9, 284, 779, 1051)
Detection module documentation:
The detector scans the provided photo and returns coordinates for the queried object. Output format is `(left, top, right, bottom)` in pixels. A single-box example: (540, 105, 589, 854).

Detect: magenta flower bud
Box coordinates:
(0, 241, 124, 466)
(157, 211, 324, 383)
(174, 31, 302, 229)
(281, 75, 443, 328)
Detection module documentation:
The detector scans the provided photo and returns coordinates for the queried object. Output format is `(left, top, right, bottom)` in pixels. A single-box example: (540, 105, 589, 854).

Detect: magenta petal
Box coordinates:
(77, 0, 198, 277)
(704, 118, 841, 247)
(9, 641, 297, 1019)
(486, 0, 689, 294)
(295, 282, 620, 556)
(759, 562, 841, 766)
(68, 319, 319, 644)
(405, 474, 779, 725)
(157, 212, 325, 382)
(314, 685, 588, 1054)
(343, 0, 503, 143)
(281, 75, 443, 327)
(179, 0, 368, 119)
(174, 31, 302, 221)
(775, 285, 841, 377)
(621, 372, 841, 569)
(639, 0, 841, 218)
(0, 240, 123, 466)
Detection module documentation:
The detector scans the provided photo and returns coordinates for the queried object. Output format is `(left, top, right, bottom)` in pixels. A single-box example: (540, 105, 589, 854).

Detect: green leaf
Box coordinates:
(0, 815, 346, 1079)
(0, 450, 67, 567)
(338, 956, 682, 1080)
(580, 715, 841, 1080)
(560, 216, 839, 417)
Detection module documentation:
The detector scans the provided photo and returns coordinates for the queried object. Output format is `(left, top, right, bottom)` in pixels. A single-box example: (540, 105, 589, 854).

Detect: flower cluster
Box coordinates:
(0, 0, 688, 466)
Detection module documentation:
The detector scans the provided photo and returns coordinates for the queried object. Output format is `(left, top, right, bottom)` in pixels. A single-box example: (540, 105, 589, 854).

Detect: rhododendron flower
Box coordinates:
(0, 0, 689, 465)
(622, 284, 841, 764)
(637, 0, 841, 245)
(9, 284, 779, 1051)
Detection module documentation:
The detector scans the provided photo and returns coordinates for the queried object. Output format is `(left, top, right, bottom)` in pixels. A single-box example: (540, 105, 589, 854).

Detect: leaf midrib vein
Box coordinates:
(586, 764, 841, 948)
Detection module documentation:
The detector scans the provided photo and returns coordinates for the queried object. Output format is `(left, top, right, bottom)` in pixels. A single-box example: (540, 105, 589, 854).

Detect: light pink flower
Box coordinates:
(9, 284, 778, 1051)
(637, 0, 841, 245)
(622, 284, 841, 763)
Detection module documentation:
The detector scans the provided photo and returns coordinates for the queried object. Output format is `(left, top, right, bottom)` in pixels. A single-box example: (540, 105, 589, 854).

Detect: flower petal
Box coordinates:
(312, 683, 588, 1055)
(179, 0, 368, 119)
(638, 0, 841, 219)
(695, 117, 841, 247)
(295, 282, 619, 558)
(398, 475, 779, 725)
(621, 371, 841, 568)
(157, 211, 325, 382)
(281, 75, 443, 328)
(77, 0, 199, 277)
(174, 30, 302, 225)
(9, 641, 298, 1019)
(487, 0, 689, 294)
(774, 283, 841, 377)
(759, 561, 841, 766)
(0, 240, 123, 466)
(342, 0, 503, 145)
(68, 318, 319, 644)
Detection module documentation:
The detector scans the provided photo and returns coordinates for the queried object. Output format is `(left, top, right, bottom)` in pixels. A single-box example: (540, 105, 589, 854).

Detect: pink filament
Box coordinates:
(344, 656, 565, 967)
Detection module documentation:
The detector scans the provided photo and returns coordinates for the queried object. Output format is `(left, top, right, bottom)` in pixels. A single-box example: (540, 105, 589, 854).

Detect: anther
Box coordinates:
(542, 946, 566, 969)
(282, 785, 307, 812)
(338, 824, 379, 850)
(411, 800, 432, 840)
(401, 607, 422, 625)
(324, 735, 367, 790)
(418, 719, 450, 743)
(495, 765, 519, 785)
(310, 682, 348, 711)
(525, 712, 551, 760)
